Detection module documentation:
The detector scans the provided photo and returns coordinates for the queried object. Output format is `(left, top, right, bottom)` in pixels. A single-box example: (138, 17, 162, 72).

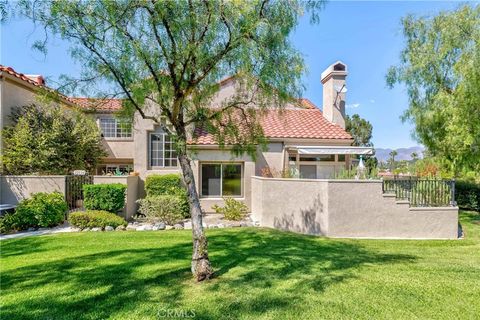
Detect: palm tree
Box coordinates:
(389, 150, 398, 171)
(411, 152, 418, 161)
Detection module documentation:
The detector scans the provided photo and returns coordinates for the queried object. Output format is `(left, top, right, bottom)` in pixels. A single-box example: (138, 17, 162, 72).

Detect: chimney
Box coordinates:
(26, 74, 45, 85)
(321, 61, 347, 129)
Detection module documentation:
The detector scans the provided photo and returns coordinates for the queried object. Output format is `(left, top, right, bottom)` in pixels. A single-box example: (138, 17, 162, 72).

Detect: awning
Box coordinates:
(295, 146, 374, 155)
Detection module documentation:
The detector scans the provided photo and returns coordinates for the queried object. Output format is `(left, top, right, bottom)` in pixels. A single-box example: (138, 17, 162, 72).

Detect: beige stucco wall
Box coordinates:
(93, 175, 139, 220)
(251, 177, 459, 239)
(0, 175, 66, 204)
(252, 176, 329, 235)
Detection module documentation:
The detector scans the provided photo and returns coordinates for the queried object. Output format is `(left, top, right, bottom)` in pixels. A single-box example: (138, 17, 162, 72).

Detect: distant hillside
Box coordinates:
(374, 146, 424, 163)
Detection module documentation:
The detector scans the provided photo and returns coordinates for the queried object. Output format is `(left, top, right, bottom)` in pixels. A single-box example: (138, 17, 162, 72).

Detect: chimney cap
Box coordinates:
(321, 61, 348, 83)
(25, 74, 45, 85)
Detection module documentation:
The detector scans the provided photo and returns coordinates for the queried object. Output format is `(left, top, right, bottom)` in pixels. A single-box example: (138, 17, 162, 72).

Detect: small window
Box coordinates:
(99, 118, 132, 138)
(201, 163, 242, 197)
(299, 155, 335, 162)
(97, 164, 132, 175)
(338, 154, 346, 162)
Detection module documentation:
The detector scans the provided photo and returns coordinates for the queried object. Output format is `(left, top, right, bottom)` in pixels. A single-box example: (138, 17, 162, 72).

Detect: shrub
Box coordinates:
(83, 184, 126, 213)
(145, 174, 189, 217)
(137, 195, 185, 225)
(0, 212, 20, 233)
(212, 198, 248, 221)
(69, 210, 127, 229)
(0, 192, 67, 232)
(456, 181, 480, 212)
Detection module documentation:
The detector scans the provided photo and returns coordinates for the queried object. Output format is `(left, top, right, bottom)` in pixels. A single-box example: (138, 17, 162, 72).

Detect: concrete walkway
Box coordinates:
(0, 223, 74, 241)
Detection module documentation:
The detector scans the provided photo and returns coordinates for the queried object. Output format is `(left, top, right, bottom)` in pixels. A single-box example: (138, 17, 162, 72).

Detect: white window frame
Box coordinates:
(149, 129, 177, 168)
(99, 117, 132, 139)
(200, 162, 243, 198)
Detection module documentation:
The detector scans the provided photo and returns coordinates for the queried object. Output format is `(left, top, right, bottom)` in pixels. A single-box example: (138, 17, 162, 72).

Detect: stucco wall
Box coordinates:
(0, 175, 66, 204)
(251, 177, 459, 239)
(93, 176, 139, 220)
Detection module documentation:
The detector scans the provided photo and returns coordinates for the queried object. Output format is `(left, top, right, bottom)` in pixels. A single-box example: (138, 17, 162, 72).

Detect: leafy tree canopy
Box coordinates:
(9, 0, 325, 280)
(345, 114, 373, 147)
(2, 104, 106, 175)
(387, 4, 480, 175)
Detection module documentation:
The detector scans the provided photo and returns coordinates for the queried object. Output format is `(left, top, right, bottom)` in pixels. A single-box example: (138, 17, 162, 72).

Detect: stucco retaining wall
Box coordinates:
(0, 175, 66, 204)
(251, 177, 459, 239)
(0, 175, 139, 220)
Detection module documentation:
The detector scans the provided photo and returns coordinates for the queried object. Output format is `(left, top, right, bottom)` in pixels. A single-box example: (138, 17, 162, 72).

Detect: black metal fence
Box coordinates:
(65, 175, 93, 211)
(382, 177, 456, 207)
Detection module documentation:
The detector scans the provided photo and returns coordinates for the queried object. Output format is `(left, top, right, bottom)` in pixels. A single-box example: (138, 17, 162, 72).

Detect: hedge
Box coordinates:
(69, 210, 127, 229)
(0, 192, 67, 233)
(83, 183, 126, 213)
(455, 181, 480, 212)
(137, 195, 185, 225)
(145, 174, 189, 217)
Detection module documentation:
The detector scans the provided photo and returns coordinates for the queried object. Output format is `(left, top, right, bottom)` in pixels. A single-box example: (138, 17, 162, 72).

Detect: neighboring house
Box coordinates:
(0, 62, 373, 212)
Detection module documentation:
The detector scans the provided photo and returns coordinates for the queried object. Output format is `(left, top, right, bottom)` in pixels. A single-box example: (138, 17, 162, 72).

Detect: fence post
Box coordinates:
(450, 179, 456, 207)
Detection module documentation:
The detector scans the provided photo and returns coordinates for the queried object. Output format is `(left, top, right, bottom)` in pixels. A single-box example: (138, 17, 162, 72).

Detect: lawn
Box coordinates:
(1, 211, 479, 320)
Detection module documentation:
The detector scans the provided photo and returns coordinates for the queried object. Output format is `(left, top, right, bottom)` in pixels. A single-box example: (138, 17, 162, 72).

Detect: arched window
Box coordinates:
(149, 127, 177, 168)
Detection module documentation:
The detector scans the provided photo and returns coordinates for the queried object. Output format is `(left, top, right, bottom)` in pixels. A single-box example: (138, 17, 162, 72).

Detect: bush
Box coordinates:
(212, 198, 248, 221)
(0, 192, 67, 232)
(456, 181, 480, 212)
(83, 184, 126, 213)
(69, 210, 127, 229)
(145, 174, 189, 217)
(137, 195, 185, 225)
(0, 212, 20, 233)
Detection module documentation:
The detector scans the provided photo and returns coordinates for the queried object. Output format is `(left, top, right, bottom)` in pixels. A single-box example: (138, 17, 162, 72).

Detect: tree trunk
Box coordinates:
(178, 152, 214, 281)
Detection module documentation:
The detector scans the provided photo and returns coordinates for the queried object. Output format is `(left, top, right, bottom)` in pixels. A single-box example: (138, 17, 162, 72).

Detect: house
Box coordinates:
(0, 62, 373, 212)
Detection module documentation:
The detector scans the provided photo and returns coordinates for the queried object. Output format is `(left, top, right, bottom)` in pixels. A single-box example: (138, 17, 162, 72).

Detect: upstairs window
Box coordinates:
(99, 118, 132, 138)
(149, 128, 177, 168)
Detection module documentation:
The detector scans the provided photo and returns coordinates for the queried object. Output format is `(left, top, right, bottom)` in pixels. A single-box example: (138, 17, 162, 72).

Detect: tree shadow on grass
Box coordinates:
(195, 228, 416, 318)
(0, 229, 416, 319)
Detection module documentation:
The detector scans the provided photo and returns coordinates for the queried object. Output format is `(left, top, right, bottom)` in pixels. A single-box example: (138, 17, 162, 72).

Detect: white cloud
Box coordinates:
(346, 103, 360, 109)
(369, 99, 375, 103)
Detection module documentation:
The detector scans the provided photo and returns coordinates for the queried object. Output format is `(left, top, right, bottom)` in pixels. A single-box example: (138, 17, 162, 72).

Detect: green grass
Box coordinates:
(1, 211, 479, 320)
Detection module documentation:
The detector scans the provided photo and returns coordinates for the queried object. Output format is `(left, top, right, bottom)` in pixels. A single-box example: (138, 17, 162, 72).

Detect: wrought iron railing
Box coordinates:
(382, 177, 456, 207)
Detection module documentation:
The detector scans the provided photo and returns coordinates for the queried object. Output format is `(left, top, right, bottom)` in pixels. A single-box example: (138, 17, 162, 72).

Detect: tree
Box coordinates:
(14, 0, 324, 280)
(345, 114, 373, 147)
(389, 150, 398, 171)
(2, 104, 106, 174)
(387, 4, 480, 175)
(345, 114, 377, 172)
(410, 152, 418, 161)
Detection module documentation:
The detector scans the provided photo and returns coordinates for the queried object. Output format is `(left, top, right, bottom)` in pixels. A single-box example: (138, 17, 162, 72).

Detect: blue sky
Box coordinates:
(0, 1, 466, 148)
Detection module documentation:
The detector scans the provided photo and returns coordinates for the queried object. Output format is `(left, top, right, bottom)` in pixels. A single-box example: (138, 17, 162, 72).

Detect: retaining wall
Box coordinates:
(0, 175, 139, 220)
(251, 177, 458, 239)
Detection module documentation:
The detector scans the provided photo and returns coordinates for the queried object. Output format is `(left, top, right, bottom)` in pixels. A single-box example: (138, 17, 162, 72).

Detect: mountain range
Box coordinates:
(374, 146, 424, 163)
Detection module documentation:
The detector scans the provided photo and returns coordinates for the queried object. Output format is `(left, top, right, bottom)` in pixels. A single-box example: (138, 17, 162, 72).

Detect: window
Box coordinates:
(337, 154, 346, 162)
(149, 129, 177, 167)
(97, 164, 132, 175)
(300, 165, 317, 179)
(99, 118, 132, 138)
(299, 154, 335, 162)
(201, 163, 242, 197)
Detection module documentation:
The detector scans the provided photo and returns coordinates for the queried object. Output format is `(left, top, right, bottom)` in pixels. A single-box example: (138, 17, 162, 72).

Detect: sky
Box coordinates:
(0, 1, 468, 149)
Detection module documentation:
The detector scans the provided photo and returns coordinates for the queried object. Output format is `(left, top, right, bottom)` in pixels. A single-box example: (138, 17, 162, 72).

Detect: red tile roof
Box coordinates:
(190, 108, 351, 144)
(70, 97, 123, 111)
(0, 65, 81, 106)
(0, 65, 45, 87)
(2, 65, 351, 142)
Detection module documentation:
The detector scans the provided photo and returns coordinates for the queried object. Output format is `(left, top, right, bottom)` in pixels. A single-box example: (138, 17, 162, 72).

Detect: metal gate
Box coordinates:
(65, 175, 93, 211)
